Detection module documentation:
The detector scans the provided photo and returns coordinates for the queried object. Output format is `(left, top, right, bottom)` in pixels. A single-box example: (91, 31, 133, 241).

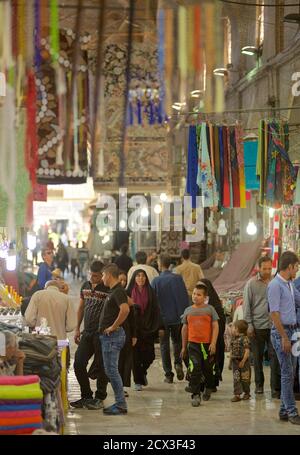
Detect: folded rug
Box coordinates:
(0, 410, 41, 418)
(0, 383, 43, 400)
(0, 415, 42, 425)
(0, 375, 40, 386)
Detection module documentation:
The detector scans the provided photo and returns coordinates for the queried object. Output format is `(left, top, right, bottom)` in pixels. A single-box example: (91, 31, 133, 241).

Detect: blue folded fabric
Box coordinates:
(0, 423, 41, 430)
(0, 404, 41, 411)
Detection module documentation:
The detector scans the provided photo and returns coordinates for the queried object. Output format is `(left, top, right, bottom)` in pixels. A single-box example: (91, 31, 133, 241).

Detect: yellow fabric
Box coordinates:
(0, 383, 43, 400)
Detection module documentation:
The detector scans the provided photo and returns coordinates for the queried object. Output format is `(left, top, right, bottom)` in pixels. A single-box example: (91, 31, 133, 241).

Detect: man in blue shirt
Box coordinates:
(37, 248, 54, 289)
(268, 251, 300, 425)
(152, 254, 189, 383)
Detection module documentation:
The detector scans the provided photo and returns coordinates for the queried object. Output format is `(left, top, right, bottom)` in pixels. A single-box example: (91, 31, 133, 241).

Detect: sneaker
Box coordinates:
(191, 394, 201, 407)
(242, 393, 251, 401)
(124, 390, 129, 398)
(103, 404, 127, 415)
(84, 398, 104, 410)
(202, 389, 211, 401)
(211, 387, 217, 393)
(185, 385, 192, 393)
(69, 398, 87, 409)
(279, 414, 289, 421)
(175, 364, 184, 381)
(255, 386, 264, 394)
(134, 384, 142, 391)
(289, 415, 300, 425)
(164, 375, 174, 384)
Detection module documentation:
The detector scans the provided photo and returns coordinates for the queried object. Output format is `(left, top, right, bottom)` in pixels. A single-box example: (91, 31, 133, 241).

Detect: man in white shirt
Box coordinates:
(127, 251, 159, 285)
(25, 280, 76, 340)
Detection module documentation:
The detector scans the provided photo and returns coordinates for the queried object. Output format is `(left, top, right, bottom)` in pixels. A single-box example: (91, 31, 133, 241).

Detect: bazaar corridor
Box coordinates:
(64, 280, 299, 436)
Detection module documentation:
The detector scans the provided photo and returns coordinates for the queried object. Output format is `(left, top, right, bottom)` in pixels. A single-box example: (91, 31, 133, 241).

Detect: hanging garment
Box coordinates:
(197, 123, 218, 207)
(229, 126, 240, 207)
(235, 124, 246, 208)
(186, 125, 199, 208)
(265, 121, 296, 207)
(222, 126, 231, 208)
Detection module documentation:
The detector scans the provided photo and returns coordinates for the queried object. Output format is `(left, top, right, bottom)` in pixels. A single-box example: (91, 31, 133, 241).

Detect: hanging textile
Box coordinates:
(186, 126, 198, 209)
(257, 120, 296, 208)
(186, 122, 247, 210)
(36, 30, 89, 184)
(197, 123, 218, 208)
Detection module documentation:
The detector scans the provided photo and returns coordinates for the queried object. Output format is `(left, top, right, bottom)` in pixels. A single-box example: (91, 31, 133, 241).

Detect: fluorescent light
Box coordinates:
(159, 193, 168, 202)
(269, 208, 275, 218)
(119, 220, 126, 229)
(154, 204, 162, 214)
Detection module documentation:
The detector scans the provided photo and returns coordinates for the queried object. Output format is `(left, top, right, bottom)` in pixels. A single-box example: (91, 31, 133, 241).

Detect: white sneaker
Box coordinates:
(134, 384, 142, 391)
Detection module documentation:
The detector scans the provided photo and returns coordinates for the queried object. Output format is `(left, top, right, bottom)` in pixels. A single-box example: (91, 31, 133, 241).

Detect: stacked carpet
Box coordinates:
(0, 375, 43, 434)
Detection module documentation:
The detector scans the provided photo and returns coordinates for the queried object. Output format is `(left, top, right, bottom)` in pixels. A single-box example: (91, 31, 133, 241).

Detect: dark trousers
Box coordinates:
(232, 359, 251, 395)
(73, 331, 108, 400)
(133, 335, 155, 385)
(159, 324, 182, 378)
(251, 328, 281, 392)
(188, 342, 215, 395)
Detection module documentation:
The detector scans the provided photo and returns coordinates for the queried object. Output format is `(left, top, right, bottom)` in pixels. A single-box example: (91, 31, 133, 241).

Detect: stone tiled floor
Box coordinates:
(64, 276, 300, 435)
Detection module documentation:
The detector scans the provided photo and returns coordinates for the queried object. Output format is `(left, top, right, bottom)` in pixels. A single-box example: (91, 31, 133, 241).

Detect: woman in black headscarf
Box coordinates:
(127, 269, 160, 390)
(200, 278, 226, 389)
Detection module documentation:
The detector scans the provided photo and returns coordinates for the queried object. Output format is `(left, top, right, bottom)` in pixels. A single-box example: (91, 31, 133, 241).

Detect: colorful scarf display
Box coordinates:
(186, 123, 247, 209)
(256, 120, 296, 208)
(0, 375, 43, 435)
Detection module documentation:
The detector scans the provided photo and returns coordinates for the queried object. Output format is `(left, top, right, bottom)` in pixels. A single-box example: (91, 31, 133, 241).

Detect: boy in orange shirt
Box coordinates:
(181, 282, 219, 407)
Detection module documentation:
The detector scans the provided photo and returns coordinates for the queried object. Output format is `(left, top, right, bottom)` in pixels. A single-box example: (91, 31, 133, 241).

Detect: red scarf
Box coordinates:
(131, 284, 149, 315)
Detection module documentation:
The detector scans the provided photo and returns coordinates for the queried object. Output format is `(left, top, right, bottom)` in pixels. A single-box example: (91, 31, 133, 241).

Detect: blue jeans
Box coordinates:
(159, 324, 182, 377)
(100, 328, 126, 409)
(271, 327, 298, 418)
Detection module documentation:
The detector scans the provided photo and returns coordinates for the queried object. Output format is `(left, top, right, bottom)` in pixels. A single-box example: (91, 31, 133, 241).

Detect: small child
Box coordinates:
(230, 320, 251, 402)
(181, 283, 219, 407)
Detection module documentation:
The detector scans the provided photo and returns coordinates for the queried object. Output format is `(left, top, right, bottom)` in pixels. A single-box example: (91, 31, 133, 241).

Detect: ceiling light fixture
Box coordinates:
(283, 13, 300, 23)
(241, 46, 262, 56)
(213, 68, 228, 77)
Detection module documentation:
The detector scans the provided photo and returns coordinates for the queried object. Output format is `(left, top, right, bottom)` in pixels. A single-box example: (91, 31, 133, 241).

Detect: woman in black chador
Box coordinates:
(127, 269, 161, 391)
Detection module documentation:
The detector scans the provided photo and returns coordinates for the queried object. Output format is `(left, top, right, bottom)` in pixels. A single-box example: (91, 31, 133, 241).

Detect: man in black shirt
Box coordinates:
(99, 263, 130, 415)
(114, 244, 133, 274)
(70, 261, 109, 410)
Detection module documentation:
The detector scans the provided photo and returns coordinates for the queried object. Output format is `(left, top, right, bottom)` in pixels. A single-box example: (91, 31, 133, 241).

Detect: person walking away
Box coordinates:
(118, 270, 137, 397)
(77, 241, 89, 280)
(55, 240, 69, 277)
(152, 254, 189, 383)
(37, 248, 54, 290)
(268, 251, 300, 425)
(127, 270, 160, 391)
(181, 282, 219, 406)
(243, 256, 281, 398)
(230, 320, 251, 402)
(114, 244, 133, 275)
(25, 280, 76, 340)
(99, 264, 130, 415)
(71, 261, 109, 410)
(67, 241, 79, 279)
(127, 251, 159, 285)
(175, 249, 204, 299)
(200, 278, 226, 390)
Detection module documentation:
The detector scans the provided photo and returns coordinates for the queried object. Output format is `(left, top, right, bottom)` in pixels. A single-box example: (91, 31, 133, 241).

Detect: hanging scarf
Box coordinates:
(197, 122, 218, 207)
(165, 8, 173, 117)
(50, 0, 59, 63)
(186, 125, 198, 209)
(235, 124, 246, 208)
(131, 284, 149, 316)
